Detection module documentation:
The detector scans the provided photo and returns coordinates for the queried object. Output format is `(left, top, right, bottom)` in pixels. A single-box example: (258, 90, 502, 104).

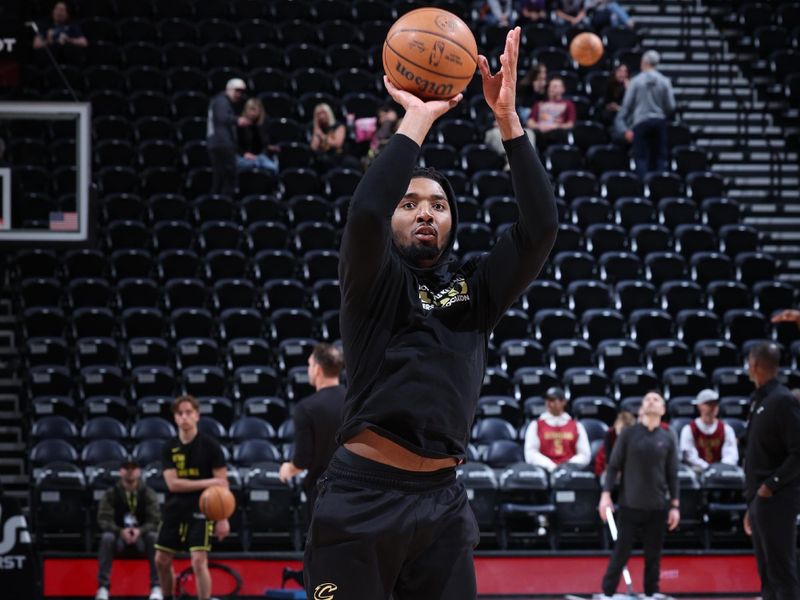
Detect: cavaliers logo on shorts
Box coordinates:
(313, 583, 338, 600)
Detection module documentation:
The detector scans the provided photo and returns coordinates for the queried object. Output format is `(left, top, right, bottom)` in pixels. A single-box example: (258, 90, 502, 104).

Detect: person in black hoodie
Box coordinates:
(303, 27, 558, 600)
(744, 341, 800, 600)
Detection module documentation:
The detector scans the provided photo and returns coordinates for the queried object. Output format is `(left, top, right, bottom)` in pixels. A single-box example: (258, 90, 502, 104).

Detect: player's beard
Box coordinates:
(396, 240, 442, 265)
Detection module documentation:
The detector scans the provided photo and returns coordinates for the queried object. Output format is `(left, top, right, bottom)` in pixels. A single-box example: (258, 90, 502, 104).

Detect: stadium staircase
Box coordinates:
(0, 288, 26, 503)
(631, 0, 800, 282)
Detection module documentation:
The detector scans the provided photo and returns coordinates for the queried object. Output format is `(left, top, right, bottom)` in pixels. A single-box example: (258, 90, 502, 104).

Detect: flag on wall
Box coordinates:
(48, 211, 78, 231)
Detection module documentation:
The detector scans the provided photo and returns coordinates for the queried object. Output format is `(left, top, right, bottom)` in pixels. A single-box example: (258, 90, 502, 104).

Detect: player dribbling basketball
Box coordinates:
(303, 27, 558, 600)
(155, 395, 230, 600)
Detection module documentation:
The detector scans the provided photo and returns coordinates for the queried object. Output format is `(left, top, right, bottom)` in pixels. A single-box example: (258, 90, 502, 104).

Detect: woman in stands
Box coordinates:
(516, 63, 548, 123)
(309, 103, 359, 170)
(601, 63, 630, 128)
(236, 98, 279, 173)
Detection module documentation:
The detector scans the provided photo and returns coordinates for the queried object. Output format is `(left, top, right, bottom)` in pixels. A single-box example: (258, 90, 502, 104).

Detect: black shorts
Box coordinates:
(155, 511, 214, 554)
(304, 447, 480, 600)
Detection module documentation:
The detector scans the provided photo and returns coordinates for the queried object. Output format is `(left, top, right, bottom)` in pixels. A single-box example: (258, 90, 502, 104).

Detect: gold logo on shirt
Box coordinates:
(172, 453, 186, 470)
(314, 583, 338, 599)
(419, 275, 470, 311)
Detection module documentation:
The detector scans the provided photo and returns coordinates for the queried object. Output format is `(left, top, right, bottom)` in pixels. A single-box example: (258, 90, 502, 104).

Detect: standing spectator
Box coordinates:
(524, 387, 591, 472)
(517, 0, 548, 23)
(236, 98, 279, 173)
(743, 342, 800, 600)
(618, 50, 676, 179)
(594, 409, 636, 478)
(598, 391, 680, 600)
(555, 0, 590, 29)
(96, 458, 161, 600)
(600, 63, 630, 126)
(279, 344, 346, 516)
(517, 63, 548, 122)
(207, 78, 247, 197)
(679, 389, 739, 473)
(526, 77, 576, 151)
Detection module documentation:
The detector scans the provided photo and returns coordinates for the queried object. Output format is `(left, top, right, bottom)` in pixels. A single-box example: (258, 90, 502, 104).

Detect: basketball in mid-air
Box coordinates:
(383, 8, 478, 100)
(199, 485, 236, 521)
(569, 32, 604, 67)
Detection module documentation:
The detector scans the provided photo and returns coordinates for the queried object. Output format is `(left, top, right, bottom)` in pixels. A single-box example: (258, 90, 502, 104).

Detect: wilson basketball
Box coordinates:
(569, 32, 604, 67)
(199, 485, 236, 521)
(383, 8, 478, 100)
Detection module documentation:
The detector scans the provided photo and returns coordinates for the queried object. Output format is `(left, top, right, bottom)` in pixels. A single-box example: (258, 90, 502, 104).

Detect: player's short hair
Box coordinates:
(312, 343, 344, 378)
(172, 394, 199, 413)
(748, 341, 781, 371)
(642, 50, 660, 67)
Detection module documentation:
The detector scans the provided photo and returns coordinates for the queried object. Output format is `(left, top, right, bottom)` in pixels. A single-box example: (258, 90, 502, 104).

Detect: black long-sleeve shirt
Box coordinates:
(206, 93, 238, 149)
(745, 378, 800, 502)
(337, 131, 558, 459)
(292, 384, 346, 493)
(604, 422, 679, 511)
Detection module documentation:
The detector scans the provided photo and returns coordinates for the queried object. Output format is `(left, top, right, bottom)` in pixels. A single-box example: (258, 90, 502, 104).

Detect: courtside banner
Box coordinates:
(0, 490, 35, 596)
(0, 0, 22, 88)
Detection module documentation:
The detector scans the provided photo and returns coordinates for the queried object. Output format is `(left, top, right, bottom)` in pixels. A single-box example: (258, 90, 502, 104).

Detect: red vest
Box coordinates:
(690, 419, 725, 464)
(537, 418, 579, 465)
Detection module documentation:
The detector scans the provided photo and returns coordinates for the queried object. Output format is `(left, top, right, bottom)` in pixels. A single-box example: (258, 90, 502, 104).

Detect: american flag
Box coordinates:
(49, 211, 79, 232)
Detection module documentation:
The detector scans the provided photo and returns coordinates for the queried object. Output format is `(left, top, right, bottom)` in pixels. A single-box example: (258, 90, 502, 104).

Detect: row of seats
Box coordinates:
(31, 455, 751, 552)
(24, 358, 800, 415)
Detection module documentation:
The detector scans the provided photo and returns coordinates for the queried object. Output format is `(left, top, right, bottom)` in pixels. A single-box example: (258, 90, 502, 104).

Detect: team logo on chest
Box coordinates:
(419, 275, 470, 311)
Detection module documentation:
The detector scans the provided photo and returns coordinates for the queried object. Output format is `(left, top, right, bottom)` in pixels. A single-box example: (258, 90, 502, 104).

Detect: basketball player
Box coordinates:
(155, 395, 229, 600)
(304, 27, 558, 600)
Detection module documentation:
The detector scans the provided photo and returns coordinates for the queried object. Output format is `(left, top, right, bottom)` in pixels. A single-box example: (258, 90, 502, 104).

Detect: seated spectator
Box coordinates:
(517, 63, 548, 123)
(524, 387, 591, 472)
(236, 98, 279, 173)
(485, 115, 536, 167)
(554, 0, 590, 29)
(479, 0, 516, 26)
(771, 308, 800, 328)
(32, 1, 88, 64)
(679, 389, 739, 472)
(517, 0, 549, 23)
(526, 77, 576, 151)
(589, 0, 635, 29)
(309, 102, 359, 170)
(95, 457, 161, 600)
(361, 105, 400, 169)
(594, 409, 635, 477)
(600, 64, 629, 127)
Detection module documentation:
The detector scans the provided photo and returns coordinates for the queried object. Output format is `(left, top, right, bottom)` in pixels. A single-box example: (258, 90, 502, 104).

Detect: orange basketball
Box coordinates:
(199, 485, 236, 521)
(569, 32, 604, 67)
(383, 8, 478, 100)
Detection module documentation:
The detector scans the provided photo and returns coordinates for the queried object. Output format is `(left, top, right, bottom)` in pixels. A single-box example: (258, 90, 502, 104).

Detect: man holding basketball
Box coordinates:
(155, 395, 229, 600)
(304, 27, 558, 600)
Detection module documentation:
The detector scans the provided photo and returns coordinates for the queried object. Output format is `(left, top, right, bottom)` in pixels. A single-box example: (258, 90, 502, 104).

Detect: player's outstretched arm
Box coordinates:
(477, 26, 524, 141)
(476, 27, 558, 322)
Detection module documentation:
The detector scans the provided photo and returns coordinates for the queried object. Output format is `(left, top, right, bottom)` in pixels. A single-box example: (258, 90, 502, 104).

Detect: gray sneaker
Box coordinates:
(95, 587, 109, 600)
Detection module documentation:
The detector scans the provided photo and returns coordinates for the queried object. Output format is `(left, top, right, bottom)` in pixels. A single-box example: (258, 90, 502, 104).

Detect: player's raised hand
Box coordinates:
(478, 26, 520, 118)
(383, 76, 462, 121)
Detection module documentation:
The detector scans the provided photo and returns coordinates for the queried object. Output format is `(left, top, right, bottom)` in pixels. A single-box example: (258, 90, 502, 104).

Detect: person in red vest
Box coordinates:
(679, 388, 739, 472)
(523, 386, 591, 472)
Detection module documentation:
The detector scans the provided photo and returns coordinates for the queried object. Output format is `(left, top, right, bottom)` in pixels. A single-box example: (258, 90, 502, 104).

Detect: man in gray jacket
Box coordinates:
(619, 50, 676, 180)
(207, 78, 247, 197)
